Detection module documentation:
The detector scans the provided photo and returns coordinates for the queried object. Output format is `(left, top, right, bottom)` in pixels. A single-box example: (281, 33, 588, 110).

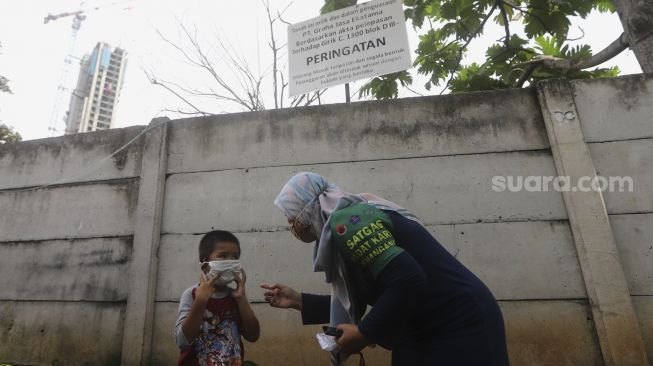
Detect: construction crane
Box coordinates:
(44, 1, 134, 136)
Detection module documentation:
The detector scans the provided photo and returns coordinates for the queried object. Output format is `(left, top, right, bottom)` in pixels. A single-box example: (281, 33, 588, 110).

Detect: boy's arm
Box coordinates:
(235, 296, 261, 342)
(232, 270, 261, 342)
(174, 288, 194, 350)
(180, 274, 218, 345)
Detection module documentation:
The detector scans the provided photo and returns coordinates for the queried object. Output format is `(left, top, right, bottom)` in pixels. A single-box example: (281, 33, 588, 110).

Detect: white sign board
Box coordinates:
(288, 0, 411, 97)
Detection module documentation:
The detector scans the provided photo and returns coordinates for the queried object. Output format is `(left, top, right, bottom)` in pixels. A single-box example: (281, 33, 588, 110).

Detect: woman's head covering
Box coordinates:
(274, 172, 419, 237)
(274, 172, 345, 235)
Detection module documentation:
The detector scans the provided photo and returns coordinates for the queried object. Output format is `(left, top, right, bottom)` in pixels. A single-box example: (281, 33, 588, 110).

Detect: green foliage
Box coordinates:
(317, 0, 621, 98)
(0, 75, 10, 94)
(0, 123, 22, 144)
(321, 0, 358, 14)
(1, 41, 17, 137)
(359, 71, 413, 99)
(0, 42, 11, 94)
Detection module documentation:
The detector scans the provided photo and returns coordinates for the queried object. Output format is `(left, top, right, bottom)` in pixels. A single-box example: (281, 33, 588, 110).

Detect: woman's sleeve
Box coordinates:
(300, 293, 331, 325)
(357, 251, 427, 344)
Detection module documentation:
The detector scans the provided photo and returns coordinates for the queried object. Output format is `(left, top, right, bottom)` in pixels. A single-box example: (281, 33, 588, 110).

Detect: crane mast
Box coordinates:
(46, 11, 86, 136)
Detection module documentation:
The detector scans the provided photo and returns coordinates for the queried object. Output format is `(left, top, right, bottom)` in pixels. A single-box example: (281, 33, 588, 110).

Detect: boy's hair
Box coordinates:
(199, 230, 240, 262)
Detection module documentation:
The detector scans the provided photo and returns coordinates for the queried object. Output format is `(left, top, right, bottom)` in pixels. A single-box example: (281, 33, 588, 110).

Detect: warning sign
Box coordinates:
(288, 0, 411, 96)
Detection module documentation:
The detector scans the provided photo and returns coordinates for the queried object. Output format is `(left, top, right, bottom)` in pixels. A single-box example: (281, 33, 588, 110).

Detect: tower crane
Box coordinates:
(44, 1, 134, 136)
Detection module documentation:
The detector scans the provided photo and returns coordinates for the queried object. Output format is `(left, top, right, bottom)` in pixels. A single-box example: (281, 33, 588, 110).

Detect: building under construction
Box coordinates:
(65, 42, 127, 134)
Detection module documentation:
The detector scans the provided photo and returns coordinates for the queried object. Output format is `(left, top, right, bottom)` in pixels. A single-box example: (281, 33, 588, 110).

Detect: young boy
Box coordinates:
(175, 230, 260, 366)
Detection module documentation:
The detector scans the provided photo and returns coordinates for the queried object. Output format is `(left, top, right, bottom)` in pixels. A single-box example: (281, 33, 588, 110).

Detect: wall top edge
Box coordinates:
(0, 125, 147, 153)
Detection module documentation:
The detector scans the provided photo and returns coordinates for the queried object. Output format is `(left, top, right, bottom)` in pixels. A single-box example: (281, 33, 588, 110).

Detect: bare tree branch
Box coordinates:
(151, 1, 323, 115)
(144, 69, 209, 116)
(261, 0, 279, 109)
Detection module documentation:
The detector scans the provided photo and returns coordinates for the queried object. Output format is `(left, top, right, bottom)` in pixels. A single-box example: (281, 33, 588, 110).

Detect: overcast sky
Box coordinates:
(0, 0, 642, 141)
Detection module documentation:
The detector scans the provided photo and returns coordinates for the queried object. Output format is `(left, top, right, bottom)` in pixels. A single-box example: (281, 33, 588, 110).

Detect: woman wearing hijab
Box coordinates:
(260, 172, 510, 365)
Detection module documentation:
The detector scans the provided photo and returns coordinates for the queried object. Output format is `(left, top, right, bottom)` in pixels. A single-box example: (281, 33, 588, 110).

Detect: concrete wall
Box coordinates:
(1, 75, 651, 365)
(0, 127, 144, 365)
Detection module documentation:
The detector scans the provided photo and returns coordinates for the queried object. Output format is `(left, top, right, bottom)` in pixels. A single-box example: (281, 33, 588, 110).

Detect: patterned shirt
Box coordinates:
(175, 286, 243, 366)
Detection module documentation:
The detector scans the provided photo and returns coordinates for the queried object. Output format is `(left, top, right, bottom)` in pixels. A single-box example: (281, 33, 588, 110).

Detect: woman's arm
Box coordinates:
(259, 283, 331, 325)
(300, 293, 331, 325)
(357, 251, 427, 341)
(337, 252, 427, 352)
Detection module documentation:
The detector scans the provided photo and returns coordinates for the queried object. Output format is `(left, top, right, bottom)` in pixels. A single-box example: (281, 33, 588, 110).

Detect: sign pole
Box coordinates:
(345, 83, 351, 103)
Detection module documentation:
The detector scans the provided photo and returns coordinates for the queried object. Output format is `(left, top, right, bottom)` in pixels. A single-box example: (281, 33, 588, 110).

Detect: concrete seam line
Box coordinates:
(0, 120, 168, 195)
(165, 148, 554, 176)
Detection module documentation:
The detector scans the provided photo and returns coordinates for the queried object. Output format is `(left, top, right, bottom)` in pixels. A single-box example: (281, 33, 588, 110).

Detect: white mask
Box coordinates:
(200, 260, 241, 286)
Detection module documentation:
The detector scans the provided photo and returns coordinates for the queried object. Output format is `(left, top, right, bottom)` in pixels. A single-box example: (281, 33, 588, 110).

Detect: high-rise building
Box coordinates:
(65, 42, 127, 134)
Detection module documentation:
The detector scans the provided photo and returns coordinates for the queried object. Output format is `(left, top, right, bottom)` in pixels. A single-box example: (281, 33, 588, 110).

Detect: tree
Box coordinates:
(148, 1, 325, 116)
(0, 75, 10, 94)
(0, 123, 22, 144)
(0, 42, 12, 94)
(612, 0, 653, 73)
(321, 0, 650, 99)
(0, 42, 21, 144)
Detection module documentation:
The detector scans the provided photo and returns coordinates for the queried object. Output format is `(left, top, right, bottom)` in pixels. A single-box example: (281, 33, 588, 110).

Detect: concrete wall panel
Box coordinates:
(0, 237, 132, 301)
(442, 220, 585, 300)
(0, 181, 138, 242)
(610, 214, 653, 295)
(632, 296, 653, 360)
(501, 300, 603, 366)
(162, 152, 567, 234)
(572, 75, 653, 142)
(0, 301, 124, 365)
(157, 220, 584, 303)
(589, 138, 653, 214)
(0, 126, 144, 190)
(166, 88, 549, 174)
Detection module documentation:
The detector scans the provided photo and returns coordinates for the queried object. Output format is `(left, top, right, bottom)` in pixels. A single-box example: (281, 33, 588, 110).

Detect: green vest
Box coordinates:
(329, 204, 404, 276)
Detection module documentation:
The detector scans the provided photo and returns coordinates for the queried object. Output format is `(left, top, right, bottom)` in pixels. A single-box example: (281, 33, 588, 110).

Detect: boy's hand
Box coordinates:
(231, 268, 247, 301)
(260, 283, 302, 310)
(196, 271, 218, 303)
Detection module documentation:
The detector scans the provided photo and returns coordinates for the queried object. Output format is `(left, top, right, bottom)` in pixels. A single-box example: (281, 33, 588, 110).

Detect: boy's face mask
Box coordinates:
(200, 260, 241, 286)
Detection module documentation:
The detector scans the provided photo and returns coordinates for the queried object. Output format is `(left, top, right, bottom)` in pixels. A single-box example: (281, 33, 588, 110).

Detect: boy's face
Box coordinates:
(203, 241, 240, 290)
(208, 241, 240, 262)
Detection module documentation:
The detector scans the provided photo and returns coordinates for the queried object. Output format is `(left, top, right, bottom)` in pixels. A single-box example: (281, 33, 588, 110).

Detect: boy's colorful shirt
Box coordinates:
(178, 288, 243, 366)
(330, 204, 404, 276)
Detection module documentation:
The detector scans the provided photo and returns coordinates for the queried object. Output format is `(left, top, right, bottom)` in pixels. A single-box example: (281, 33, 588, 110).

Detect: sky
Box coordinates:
(0, 0, 643, 141)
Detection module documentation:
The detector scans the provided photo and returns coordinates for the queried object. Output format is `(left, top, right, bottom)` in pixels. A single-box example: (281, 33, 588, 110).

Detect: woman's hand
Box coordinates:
(231, 269, 247, 301)
(336, 324, 369, 354)
(260, 283, 302, 310)
(196, 271, 218, 303)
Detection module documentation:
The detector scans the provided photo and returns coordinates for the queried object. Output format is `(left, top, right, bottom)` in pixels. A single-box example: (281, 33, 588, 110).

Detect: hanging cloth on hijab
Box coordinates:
(274, 172, 422, 362)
